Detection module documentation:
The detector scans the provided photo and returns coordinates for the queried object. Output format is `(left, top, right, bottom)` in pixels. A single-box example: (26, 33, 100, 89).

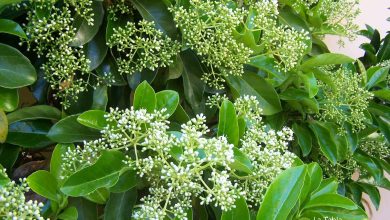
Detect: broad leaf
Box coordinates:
(6, 105, 61, 124)
(155, 90, 179, 117)
(0, 19, 27, 38)
(221, 197, 250, 220)
(104, 189, 137, 220)
(77, 110, 107, 130)
(48, 115, 101, 143)
(229, 148, 253, 174)
(0, 43, 37, 88)
(309, 122, 338, 164)
(300, 53, 354, 70)
(0, 87, 18, 112)
(0, 110, 8, 143)
(58, 207, 78, 220)
(292, 123, 312, 157)
(51, 143, 75, 182)
(27, 170, 60, 202)
(257, 165, 307, 220)
(7, 120, 53, 148)
(218, 100, 239, 146)
(61, 151, 126, 196)
(133, 81, 156, 112)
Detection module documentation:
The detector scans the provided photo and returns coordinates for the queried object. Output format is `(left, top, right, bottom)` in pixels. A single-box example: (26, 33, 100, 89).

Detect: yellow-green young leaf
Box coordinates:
(0, 109, 8, 143)
(58, 206, 78, 220)
(229, 148, 253, 174)
(104, 189, 137, 220)
(366, 66, 389, 89)
(300, 53, 354, 70)
(0, 43, 37, 88)
(218, 100, 239, 146)
(77, 110, 107, 130)
(133, 81, 156, 112)
(26, 170, 59, 202)
(257, 165, 307, 220)
(221, 197, 250, 220)
(61, 151, 126, 197)
(155, 90, 179, 117)
(0, 87, 18, 112)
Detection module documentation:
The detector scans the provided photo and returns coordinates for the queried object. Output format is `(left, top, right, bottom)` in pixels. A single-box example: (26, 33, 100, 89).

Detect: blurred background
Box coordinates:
(324, 0, 390, 219)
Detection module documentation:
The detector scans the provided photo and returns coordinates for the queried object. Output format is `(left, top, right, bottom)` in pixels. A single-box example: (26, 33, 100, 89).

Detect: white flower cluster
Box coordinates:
(23, 0, 94, 108)
(61, 96, 296, 218)
(107, 20, 180, 75)
(318, 67, 373, 132)
(171, 0, 252, 89)
(0, 168, 44, 220)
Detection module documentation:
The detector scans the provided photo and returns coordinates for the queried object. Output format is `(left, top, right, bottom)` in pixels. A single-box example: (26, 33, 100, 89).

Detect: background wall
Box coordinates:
(324, 1, 390, 219)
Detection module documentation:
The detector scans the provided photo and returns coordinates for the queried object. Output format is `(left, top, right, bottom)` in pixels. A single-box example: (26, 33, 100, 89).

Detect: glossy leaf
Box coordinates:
(0, 144, 20, 170)
(83, 26, 108, 71)
(300, 53, 354, 70)
(6, 105, 61, 124)
(77, 110, 107, 130)
(226, 72, 282, 115)
(0, 43, 37, 88)
(104, 189, 137, 220)
(27, 170, 59, 202)
(309, 122, 338, 164)
(0, 19, 27, 38)
(229, 148, 253, 174)
(61, 151, 126, 196)
(131, 0, 178, 39)
(0, 110, 8, 143)
(221, 197, 250, 220)
(257, 165, 307, 220)
(68, 198, 98, 220)
(365, 66, 389, 89)
(155, 90, 179, 117)
(109, 170, 138, 193)
(7, 120, 53, 148)
(311, 178, 339, 199)
(70, 1, 104, 46)
(303, 194, 359, 210)
(300, 72, 318, 98)
(0, 87, 18, 112)
(292, 123, 312, 157)
(58, 207, 78, 220)
(51, 143, 75, 182)
(218, 100, 239, 146)
(85, 188, 109, 204)
(47, 115, 101, 143)
(358, 182, 380, 210)
(133, 81, 156, 112)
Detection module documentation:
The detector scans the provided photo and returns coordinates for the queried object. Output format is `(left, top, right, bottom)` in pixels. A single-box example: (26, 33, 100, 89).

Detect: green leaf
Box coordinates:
(229, 148, 253, 174)
(300, 53, 354, 70)
(257, 165, 307, 220)
(309, 122, 338, 164)
(0, 144, 20, 170)
(226, 72, 282, 115)
(155, 90, 179, 117)
(301, 206, 367, 220)
(354, 151, 383, 182)
(311, 178, 338, 199)
(300, 72, 318, 98)
(292, 123, 312, 157)
(0, 87, 18, 112)
(6, 105, 61, 124)
(218, 100, 239, 146)
(221, 197, 250, 220)
(92, 85, 108, 110)
(77, 110, 107, 130)
(58, 207, 78, 220)
(303, 194, 359, 210)
(0, 19, 27, 38)
(131, 0, 178, 39)
(68, 198, 97, 220)
(70, 1, 104, 46)
(61, 151, 126, 196)
(0, 43, 37, 88)
(109, 170, 138, 193)
(307, 162, 323, 193)
(0, 0, 22, 9)
(365, 66, 389, 89)
(48, 115, 101, 143)
(104, 189, 137, 220)
(180, 50, 205, 114)
(96, 55, 126, 86)
(133, 81, 156, 112)
(27, 170, 59, 202)
(51, 143, 75, 182)
(248, 55, 286, 83)
(357, 182, 380, 210)
(84, 188, 109, 204)
(0, 110, 8, 143)
(372, 89, 390, 101)
(83, 26, 108, 71)
(7, 120, 53, 148)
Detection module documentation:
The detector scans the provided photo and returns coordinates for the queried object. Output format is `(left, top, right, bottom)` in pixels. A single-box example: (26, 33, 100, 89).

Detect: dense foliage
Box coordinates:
(0, 0, 389, 219)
